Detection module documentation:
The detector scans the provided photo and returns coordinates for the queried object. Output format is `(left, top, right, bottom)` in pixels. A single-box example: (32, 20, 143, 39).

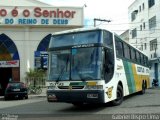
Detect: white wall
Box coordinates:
(128, 0, 160, 85)
(0, 26, 78, 82)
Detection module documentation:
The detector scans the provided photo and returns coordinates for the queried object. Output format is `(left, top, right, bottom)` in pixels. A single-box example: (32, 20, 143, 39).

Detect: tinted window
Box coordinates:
(115, 36, 124, 57)
(103, 48, 114, 83)
(144, 56, 147, 66)
(103, 31, 113, 48)
(136, 51, 140, 63)
(124, 43, 130, 59)
(50, 30, 101, 48)
(141, 54, 144, 65)
(131, 48, 136, 61)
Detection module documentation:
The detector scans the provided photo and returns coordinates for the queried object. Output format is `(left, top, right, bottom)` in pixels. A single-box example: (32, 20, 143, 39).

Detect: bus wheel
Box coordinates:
(140, 82, 146, 94)
(112, 85, 123, 106)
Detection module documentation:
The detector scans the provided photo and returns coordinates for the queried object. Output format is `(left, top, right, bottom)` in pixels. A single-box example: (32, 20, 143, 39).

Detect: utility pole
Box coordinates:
(94, 18, 111, 27)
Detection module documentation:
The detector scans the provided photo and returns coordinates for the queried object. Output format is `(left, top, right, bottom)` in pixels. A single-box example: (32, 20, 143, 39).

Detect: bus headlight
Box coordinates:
(85, 85, 103, 90)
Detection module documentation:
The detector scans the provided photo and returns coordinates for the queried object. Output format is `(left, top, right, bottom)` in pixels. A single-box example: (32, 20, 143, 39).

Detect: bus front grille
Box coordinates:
(58, 86, 84, 89)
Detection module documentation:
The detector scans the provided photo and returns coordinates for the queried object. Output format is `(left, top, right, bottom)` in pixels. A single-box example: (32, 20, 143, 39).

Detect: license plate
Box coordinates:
(13, 89, 20, 91)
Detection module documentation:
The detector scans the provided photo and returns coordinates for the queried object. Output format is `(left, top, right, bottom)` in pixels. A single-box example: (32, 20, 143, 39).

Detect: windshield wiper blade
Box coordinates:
(78, 74, 86, 81)
(56, 67, 65, 82)
(56, 56, 70, 82)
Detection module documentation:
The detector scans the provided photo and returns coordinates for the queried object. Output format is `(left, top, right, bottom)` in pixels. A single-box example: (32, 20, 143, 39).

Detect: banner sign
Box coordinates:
(0, 60, 19, 67)
(0, 6, 83, 26)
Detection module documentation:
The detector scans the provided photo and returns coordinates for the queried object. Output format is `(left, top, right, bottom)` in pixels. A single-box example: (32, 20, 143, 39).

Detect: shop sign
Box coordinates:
(0, 60, 19, 67)
(0, 6, 83, 26)
(34, 51, 48, 69)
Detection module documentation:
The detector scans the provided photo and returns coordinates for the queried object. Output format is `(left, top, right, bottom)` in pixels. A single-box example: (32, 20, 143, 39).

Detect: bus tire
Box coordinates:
(112, 85, 123, 106)
(140, 81, 146, 94)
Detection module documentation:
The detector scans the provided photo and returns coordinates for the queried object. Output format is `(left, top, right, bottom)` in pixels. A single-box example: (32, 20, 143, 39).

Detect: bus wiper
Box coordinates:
(56, 67, 65, 82)
(79, 74, 86, 81)
(56, 56, 69, 82)
(81, 78, 87, 81)
(80, 74, 93, 81)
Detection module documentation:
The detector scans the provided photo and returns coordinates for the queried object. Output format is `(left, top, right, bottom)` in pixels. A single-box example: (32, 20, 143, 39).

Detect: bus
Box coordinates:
(46, 27, 150, 106)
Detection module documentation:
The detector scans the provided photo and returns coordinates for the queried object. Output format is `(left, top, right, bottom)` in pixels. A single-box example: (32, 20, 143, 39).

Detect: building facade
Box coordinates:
(128, 0, 160, 85)
(120, 30, 129, 43)
(0, 0, 84, 94)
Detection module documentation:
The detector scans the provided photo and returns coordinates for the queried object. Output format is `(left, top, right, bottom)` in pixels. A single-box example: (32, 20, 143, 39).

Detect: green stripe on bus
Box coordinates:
(128, 63, 136, 92)
(123, 61, 136, 94)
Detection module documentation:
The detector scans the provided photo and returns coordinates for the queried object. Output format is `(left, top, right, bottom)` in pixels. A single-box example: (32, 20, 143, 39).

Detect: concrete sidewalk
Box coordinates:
(29, 88, 47, 98)
(0, 88, 47, 100)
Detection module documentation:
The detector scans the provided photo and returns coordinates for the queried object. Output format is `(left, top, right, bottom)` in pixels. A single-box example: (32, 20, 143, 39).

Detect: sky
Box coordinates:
(38, 0, 135, 34)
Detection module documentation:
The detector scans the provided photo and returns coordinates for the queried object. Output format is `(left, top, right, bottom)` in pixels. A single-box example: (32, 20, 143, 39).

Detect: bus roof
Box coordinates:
(51, 27, 147, 57)
(51, 27, 106, 36)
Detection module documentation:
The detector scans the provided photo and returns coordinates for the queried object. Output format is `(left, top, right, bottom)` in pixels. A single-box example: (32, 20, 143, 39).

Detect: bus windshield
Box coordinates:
(48, 47, 102, 81)
(49, 30, 101, 48)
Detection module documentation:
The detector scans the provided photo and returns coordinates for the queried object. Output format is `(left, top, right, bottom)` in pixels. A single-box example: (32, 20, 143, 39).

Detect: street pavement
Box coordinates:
(0, 88, 160, 120)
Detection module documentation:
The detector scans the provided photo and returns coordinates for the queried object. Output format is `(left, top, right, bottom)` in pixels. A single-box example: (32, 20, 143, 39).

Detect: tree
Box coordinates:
(25, 68, 47, 87)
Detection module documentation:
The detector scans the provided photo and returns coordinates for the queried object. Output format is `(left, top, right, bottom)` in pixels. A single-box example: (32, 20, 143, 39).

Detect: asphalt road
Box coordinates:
(0, 88, 160, 120)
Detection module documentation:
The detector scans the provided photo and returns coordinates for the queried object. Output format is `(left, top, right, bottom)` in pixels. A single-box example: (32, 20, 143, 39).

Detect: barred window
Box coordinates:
(150, 39, 157, 51)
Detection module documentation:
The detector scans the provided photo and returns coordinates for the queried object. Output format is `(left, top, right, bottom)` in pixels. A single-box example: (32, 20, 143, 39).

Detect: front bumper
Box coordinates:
(47, 90, 105, 103)
(5, 92, 28, 98)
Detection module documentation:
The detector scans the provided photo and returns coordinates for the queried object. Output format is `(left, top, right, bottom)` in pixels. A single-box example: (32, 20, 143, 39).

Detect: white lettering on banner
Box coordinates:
(0, 6, 83, 26)
(0, 60, 19, 67)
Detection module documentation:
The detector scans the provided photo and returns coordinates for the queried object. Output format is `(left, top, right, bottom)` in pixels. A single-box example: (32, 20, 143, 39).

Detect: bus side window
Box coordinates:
(103, 49, 114, 83)
(103, 31, 113, 48)
(136, 51, 140, 64)
(115, 37, 124, 57)
(124, 43, 131, 60)
(131, 48, 136, 62)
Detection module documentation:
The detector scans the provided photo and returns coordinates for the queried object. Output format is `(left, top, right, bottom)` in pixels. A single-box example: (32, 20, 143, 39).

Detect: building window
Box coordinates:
(150, 39, 157, 51)
(139, 6, 141, 12)
(131, 12, 136, 21)
(143, 22, 145, 29)
(144, 43, 147, 50)
(132, 28, 137, 38)
(142, 3, 145, 10)
(149, 16, 156, 29)
(141, 44, 143, 51)
(131, 10, 138, 21)
(148, 0, 155, 8)
(140, 25, 142, 31)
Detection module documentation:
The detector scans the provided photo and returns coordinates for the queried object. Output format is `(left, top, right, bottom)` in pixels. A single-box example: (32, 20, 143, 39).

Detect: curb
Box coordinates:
(28, 94, 46, 99)
(28, 88, 47, 99)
